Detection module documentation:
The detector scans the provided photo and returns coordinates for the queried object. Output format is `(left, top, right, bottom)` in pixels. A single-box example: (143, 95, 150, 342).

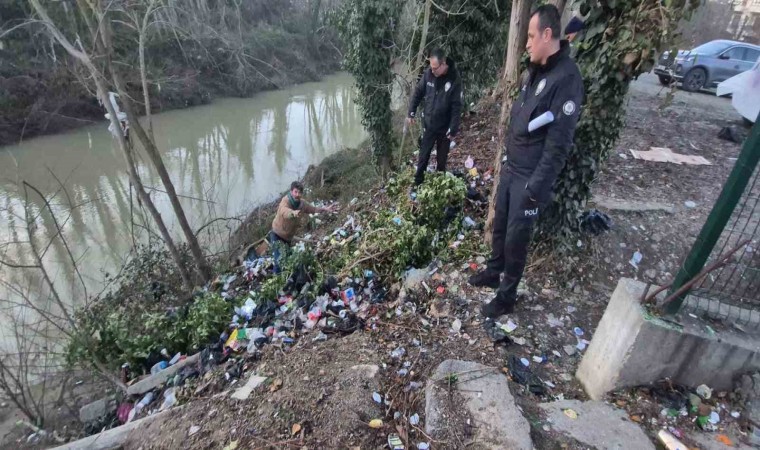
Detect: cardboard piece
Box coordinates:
(630, 147, 711, 166)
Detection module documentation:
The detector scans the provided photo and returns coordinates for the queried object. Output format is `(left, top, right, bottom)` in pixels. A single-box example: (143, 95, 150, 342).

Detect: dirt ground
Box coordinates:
(116, 74, 755, 450)
(3, 73, 747, 449)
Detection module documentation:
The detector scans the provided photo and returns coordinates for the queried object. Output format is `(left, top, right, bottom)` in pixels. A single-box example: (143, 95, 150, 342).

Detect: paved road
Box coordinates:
(630, 73, 740, 121)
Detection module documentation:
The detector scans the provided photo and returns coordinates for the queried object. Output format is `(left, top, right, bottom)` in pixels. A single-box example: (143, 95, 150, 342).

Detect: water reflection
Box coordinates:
(0, 73, 365, 311)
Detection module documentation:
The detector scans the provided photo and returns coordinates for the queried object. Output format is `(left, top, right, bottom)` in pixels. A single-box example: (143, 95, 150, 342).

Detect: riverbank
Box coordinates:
(0, 5, 342, 147)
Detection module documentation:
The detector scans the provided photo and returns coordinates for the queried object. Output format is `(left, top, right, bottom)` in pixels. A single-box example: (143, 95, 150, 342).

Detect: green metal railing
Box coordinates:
(665, 112, 760, 320)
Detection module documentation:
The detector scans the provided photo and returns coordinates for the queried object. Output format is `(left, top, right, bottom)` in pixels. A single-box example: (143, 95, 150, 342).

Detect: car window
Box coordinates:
(692, 41, 732, 54)
(744, 48, 760, 63)
(722, 47, 746, 60)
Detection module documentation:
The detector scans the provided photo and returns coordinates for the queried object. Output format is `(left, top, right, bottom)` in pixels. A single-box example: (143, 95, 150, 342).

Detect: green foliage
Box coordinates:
(332, 0, 400, 169)
(417, 0, 510, 106)
(537, 0, 700, 246)
(351, 171, 467, 276)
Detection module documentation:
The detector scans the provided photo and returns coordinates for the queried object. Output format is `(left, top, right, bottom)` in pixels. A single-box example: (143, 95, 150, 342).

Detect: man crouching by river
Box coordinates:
(269, 181, 336, 272)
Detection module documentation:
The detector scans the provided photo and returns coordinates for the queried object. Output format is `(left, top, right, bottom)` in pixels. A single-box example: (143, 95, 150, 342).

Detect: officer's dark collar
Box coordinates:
(531, 40, 571, 74)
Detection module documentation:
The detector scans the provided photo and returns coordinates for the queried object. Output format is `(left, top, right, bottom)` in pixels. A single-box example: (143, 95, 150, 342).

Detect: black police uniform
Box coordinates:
(483, 41, 584, 310)
(407, 57, 463, 186)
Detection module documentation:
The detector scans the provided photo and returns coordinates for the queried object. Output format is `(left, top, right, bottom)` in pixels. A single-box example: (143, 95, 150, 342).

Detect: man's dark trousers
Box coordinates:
(485, 168, 540, 304)
(414, 129, 450, 186)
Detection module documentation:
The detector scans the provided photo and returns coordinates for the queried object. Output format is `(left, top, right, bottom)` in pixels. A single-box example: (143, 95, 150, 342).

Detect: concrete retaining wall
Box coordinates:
(577, 278, 760, 399)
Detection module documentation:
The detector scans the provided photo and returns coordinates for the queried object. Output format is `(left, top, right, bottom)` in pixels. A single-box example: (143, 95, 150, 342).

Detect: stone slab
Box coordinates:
(540, 400, 654, 450)
(127, 353, 200, 396)
(425, 359, 532, 449)
(687, 431, 754, 450)
(592, 195, 675, 214)
(230, 375, 267, 400)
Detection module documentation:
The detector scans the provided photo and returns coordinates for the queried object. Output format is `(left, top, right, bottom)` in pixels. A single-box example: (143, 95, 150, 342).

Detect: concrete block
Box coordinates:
(52, 408, 175, 450)
(127, 353, 200, 396)
(577, 278, 760, 400)
(426, 359, 532, 449)
(79, 396, 117, 424)
(539, 399, 654, 450)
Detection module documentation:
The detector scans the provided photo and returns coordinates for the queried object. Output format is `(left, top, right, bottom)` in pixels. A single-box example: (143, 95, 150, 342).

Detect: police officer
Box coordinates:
(406, 48, 463, 186)
(469, 5, 584, 318)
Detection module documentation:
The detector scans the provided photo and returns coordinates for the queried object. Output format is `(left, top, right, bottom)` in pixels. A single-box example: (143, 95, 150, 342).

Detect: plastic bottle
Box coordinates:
(150, 360, 168, 375)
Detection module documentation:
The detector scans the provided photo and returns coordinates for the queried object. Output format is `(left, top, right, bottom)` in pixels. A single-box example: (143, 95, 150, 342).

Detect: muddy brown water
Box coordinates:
(0, 73, 366, 338)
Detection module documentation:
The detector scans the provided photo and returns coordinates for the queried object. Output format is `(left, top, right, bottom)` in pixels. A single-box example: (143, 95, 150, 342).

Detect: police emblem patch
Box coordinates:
(563, 100, 576, 116)
(535, 79, 546, 96)
(445, 82, 451, 92)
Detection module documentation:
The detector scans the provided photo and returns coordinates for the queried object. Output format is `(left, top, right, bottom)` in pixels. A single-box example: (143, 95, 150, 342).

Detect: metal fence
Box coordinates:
(665, 116, 760, 325)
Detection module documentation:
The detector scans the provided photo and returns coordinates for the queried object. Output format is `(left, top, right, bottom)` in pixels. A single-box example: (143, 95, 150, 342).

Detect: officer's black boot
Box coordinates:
(468, 270, 500, 289)
(481, 291, 516, 318)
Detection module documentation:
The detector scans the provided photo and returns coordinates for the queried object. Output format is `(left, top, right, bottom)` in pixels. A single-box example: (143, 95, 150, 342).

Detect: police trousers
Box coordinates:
(486, 168, 541, 303)
(414, 128, 450, 186)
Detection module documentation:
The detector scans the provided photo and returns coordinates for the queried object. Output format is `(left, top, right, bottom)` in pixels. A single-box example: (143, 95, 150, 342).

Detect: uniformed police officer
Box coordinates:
(469, 5, 584, 318)
(406, 48, 463, 186)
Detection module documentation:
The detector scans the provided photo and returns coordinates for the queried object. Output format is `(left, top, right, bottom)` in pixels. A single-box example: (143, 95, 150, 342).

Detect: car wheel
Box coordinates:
(682, 68, 707, 92)
(658, 75, 671, 86)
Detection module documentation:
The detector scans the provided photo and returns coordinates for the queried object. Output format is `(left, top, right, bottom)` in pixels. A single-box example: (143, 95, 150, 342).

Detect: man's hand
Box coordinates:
(320, 204, 338, 214)
(291, 209, 301, 218)
(405, 117, 415, 127)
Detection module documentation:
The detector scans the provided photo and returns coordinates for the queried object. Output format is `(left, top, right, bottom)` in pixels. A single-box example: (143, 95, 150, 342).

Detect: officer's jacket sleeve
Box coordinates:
(447, 81, 463, 136)
(526, 71, 584, 203)
(408, 73, 427, 118)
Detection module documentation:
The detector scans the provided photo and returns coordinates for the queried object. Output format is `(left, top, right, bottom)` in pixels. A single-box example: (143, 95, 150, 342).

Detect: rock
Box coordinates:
(539, 400, 655, 450)
(563, 345, 577, 356)
(230, 375, 268, 400)
(644, 269, 657, 280)
(426, 360, 532, 449)
(79, 396, 118, 424)
(127, 353, 200, 396)
(350, 364, 380, 379)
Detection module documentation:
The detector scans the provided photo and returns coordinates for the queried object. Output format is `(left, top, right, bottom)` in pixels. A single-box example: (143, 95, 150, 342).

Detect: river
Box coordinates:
(0, 73, 366, 318)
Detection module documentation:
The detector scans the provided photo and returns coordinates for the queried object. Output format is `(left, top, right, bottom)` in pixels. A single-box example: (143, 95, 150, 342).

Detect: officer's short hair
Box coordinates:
(531, 4, 561, 40)
(429, 48, 446, 63)
(290, 181, 304, 192)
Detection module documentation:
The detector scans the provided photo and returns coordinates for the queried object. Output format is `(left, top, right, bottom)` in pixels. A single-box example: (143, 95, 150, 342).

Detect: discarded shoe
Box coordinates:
(468, 270, 500, 289)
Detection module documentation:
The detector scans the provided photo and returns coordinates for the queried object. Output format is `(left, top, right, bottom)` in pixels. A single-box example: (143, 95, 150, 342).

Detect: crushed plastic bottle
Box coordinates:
(150, 361, 169, 375)
(391, 347, 406, 358)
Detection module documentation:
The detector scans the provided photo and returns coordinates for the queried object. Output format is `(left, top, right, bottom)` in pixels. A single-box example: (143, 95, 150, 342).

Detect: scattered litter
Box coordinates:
(709, 411, 720, 424)
(391, 347, 406, 358)
(563, 409, 578, 420)
(731, 411, 740, 418)
(716, 434, 734, 446)
(451, 319, 462, 332)
(684, 200, 696, 208)
(629, 251, 643, 269)
(409, 413, 420, 425)
(547, 314, 564, 328)
(503, 319, 518, 333)
(520, 358, 530, 367)
(545, 380, 556, 388)
(369, 419, 383, 429)
(189, 425, 200, 436)
(696, 384, 712, 400)
(418, 443, 430, 450)
(718, 126, 744, 143)
(291, 423, 302, 435)
(388, 434, 404, 449)
(658, 429, 687, 450)
(532, 356, 544, 364)
(576, 339, 589, 351)
(580, 209, 613, 235)
(507, 355, 545, 395)
(465, 156, 474, 169)
(630, 147, 712, 165)
(566, 306, 576, 314)
(552, 350, 562, 358)
(373, 392, 382, 403)
(573, 327, 584, 337)
(563, 345, 577, 356)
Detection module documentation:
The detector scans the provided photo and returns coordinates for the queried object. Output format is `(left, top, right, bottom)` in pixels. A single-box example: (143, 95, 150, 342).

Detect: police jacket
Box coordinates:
(407, 57, 463, 136)
(506, 41, 584, 204)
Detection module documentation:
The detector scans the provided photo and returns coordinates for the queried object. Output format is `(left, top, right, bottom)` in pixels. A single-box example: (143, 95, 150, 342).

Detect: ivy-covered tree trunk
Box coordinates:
(335, 0, 400, 174)
(484, 0, 532, 244)
(536, 0, 700, 245)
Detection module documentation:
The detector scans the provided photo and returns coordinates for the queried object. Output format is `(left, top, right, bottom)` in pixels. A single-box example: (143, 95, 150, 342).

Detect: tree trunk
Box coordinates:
(28, 0, 195, 290)
(111, 69, 213, 283)
(414, 0, 432, 84)
(551, 0, 568, 17)
(484, 0, 532, 244)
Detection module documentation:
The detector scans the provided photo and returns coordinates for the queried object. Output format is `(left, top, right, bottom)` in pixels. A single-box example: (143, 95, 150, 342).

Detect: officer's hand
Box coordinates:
(405, 117, 415, 126)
